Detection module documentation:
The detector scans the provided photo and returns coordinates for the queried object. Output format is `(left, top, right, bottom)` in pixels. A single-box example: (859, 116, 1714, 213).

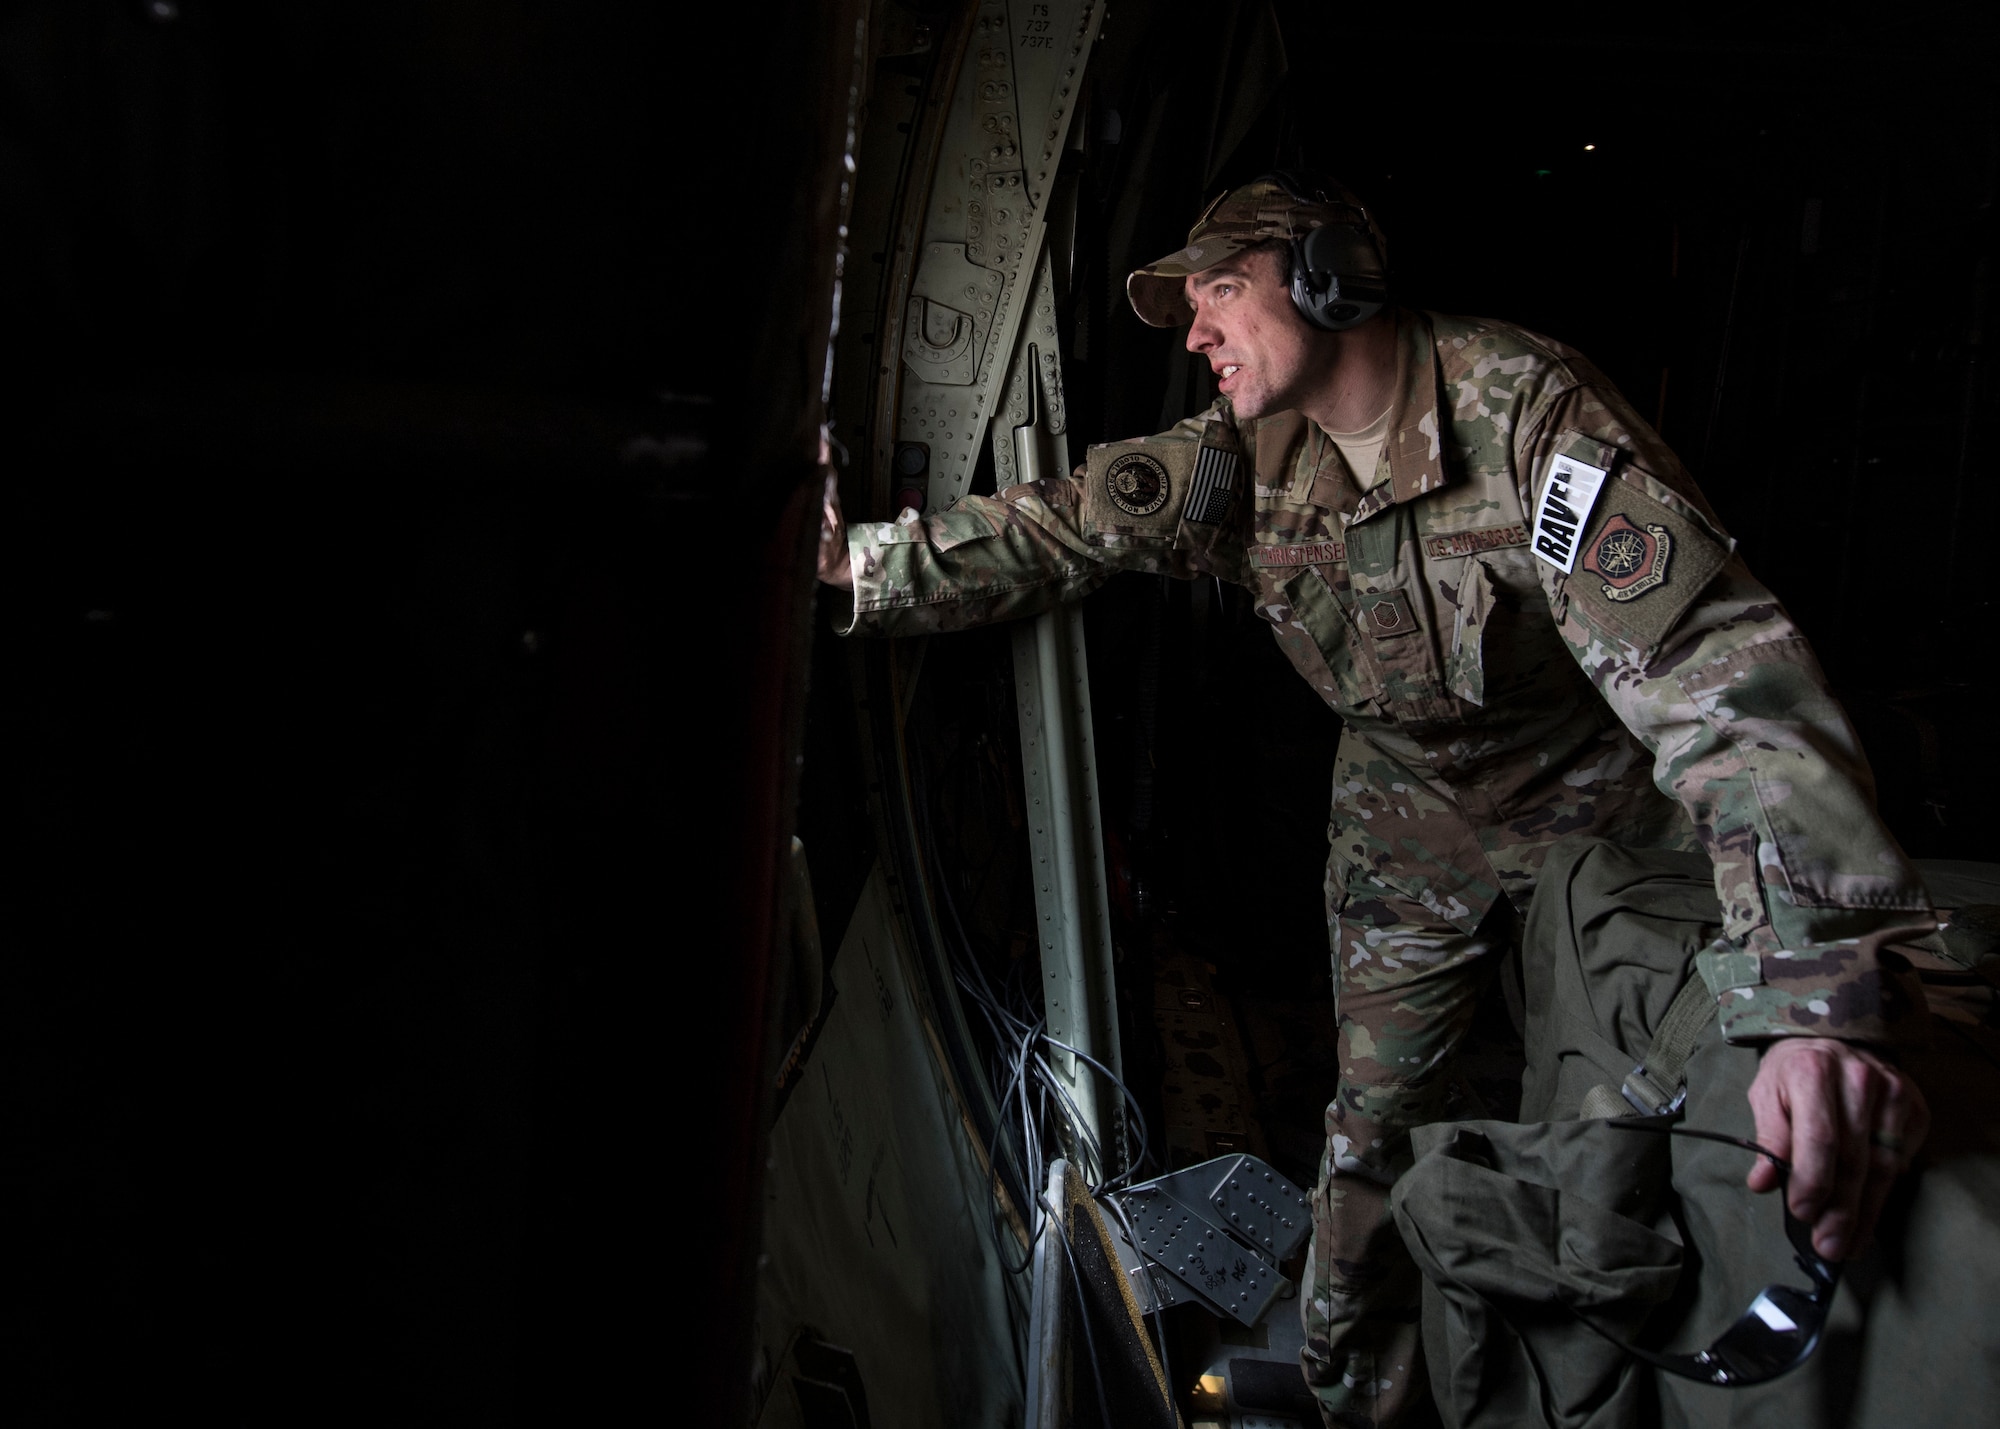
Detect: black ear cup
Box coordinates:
(1289, 223, 1388, 332)
(1261, 171, 1389, 332)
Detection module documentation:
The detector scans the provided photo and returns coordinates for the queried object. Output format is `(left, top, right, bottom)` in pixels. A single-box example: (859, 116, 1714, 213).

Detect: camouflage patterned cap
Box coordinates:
(1126, 174, 1386, 328)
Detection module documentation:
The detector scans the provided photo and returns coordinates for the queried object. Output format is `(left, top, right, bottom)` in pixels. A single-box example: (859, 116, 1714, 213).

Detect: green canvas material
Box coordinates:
(1391, 837, 2000, 1429)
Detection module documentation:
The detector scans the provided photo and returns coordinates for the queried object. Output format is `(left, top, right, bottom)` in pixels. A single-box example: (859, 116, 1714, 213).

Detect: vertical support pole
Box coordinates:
(1011, 398, 1124, 1180)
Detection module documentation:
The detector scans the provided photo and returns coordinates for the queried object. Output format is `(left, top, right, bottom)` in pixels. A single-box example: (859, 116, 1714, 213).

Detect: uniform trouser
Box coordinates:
(1300, 865, 1513, 1429)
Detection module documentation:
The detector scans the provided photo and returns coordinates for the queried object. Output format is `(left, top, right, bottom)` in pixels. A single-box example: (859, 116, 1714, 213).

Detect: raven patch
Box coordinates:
(1530, 454, 1609, 574)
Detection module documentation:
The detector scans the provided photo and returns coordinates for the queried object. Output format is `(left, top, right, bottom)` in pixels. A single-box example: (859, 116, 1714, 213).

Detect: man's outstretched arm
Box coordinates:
(813, 408, 1250, 636)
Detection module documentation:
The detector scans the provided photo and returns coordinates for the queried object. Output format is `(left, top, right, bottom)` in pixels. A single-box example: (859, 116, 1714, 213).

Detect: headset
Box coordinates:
(1258, 170, 1389, 332)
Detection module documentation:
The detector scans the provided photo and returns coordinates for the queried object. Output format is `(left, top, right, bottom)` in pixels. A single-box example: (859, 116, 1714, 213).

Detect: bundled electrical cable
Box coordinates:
(909, 717, 1178, 1396)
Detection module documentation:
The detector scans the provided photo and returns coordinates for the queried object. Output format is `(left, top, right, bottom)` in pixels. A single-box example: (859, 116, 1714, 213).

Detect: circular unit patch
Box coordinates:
(1595, 526, 1649, 577)
(1105, 450, 1170, 517)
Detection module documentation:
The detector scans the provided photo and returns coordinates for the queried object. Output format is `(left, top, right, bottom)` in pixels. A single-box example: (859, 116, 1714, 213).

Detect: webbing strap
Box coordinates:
(1579, 1083, 1632, 1120)
(1616, 973, 1717, 1116)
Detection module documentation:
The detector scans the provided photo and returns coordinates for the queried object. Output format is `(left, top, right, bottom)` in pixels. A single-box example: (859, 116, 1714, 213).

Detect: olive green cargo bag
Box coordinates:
(1389, 837, 2000, 1429)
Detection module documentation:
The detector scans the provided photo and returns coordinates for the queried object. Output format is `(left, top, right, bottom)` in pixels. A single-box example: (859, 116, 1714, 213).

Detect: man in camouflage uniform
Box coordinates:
(819, 176, 1935, 1428)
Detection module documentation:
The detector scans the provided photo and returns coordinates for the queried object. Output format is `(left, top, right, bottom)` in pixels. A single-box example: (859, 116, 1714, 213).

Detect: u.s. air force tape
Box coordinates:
(1530, 453, 1609, 574)
(1181, 443, 1241, 525)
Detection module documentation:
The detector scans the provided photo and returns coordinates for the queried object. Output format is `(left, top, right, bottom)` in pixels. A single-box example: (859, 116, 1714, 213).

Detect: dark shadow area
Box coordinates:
(7, 1, 854, 1422)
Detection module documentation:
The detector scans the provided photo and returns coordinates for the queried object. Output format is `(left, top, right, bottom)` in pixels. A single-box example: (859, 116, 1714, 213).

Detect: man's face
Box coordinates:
(1183, 246, 1325, 421)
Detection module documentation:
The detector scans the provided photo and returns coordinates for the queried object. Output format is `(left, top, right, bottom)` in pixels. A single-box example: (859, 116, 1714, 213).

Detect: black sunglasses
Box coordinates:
(1569, 1121, 1840, 1387)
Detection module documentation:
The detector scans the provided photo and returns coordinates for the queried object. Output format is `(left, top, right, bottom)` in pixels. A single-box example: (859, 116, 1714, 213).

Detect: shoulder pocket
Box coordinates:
(1085, 417, 1247, 551)
(1569, 475, 1730, 654)
(1084, 437, 1192, 546)
(1535, 429, 1735, 656)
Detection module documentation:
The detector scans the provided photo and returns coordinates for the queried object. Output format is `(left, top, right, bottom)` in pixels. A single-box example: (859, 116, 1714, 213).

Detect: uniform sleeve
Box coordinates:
(841, 478, 1122, 635)
(1519, 380, 1935, 1047)
(842, 408, 1250, 636)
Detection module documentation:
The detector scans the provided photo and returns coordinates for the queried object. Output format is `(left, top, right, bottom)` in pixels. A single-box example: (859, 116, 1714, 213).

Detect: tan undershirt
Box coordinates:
(1323, 399, 1396, 491)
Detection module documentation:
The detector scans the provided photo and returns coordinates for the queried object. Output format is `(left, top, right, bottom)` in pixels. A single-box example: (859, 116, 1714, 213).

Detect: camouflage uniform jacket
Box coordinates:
(844, 308, 1936, 1045)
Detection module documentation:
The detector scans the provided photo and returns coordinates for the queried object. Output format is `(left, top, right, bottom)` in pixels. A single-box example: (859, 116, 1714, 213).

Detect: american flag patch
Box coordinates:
(1181, 444, 1241, 525)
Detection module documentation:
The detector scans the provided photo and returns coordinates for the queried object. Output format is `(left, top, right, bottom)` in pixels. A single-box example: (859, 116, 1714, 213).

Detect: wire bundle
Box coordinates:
(917, 726, 1149, 1254)
(909, 704, 1179, 1408)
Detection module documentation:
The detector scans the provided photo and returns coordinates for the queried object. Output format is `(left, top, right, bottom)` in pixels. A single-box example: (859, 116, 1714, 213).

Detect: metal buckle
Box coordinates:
(1620, 1065, 1688, 1117)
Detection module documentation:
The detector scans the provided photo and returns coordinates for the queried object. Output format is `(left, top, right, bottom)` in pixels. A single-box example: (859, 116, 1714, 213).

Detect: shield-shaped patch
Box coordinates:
(1582, 513, 1673, 603)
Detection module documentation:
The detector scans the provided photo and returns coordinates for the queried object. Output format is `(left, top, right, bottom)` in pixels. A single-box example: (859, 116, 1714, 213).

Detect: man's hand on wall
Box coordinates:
(818, 466, 853, 591)
(1746, 1037, 1929, 1261)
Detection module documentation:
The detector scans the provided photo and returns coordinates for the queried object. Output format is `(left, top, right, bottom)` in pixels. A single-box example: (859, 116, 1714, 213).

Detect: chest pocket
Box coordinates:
(1447, 545, 1567, 709)
(1280, 566, 1380, 709)
(1443, 557, 1498, 706)
(1343, 505, 1455, 718)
